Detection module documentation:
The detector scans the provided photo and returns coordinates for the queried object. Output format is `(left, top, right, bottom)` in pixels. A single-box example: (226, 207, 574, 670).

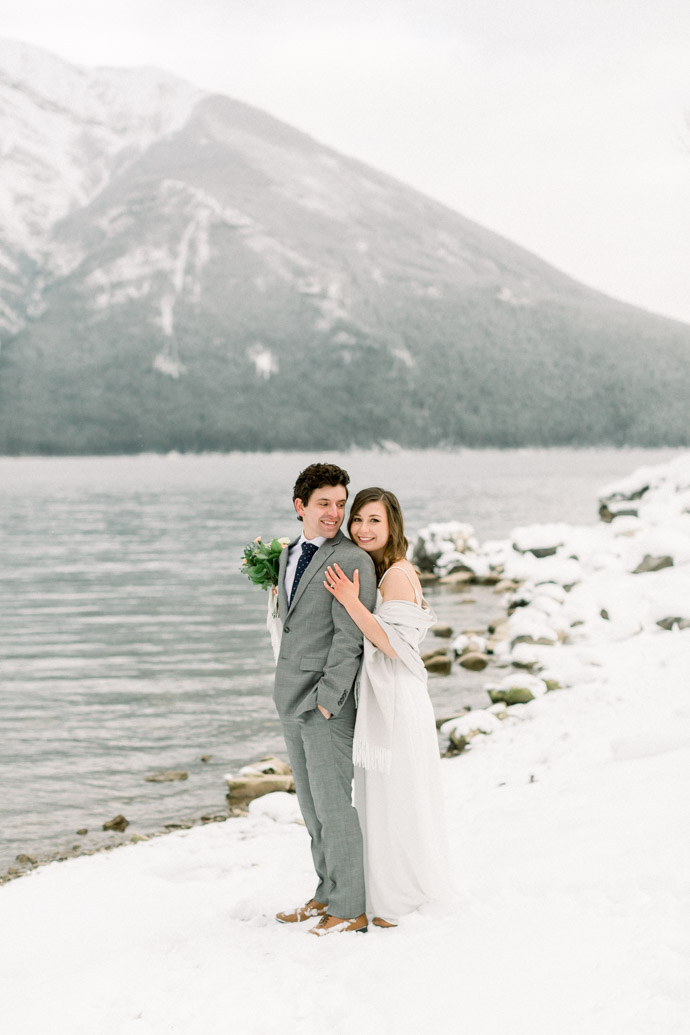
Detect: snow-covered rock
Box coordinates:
(440, 709, 502, 750)
(411, 521, 480, 575)
(486, 673, 549, 704)
(440, 709, 502, 738)
(452, 632, 488, 657)
(509, 614, 562, 646)
(247, 792, 303, 825)
(236, 756, 292, 778)
(508, 642, 543, 669)
(511, 522, 571, 556)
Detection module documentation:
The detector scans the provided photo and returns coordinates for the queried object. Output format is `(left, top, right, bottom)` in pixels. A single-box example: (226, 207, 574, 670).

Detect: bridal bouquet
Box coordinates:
(240, 536, 290, 662)
(240, 536, 291, 590)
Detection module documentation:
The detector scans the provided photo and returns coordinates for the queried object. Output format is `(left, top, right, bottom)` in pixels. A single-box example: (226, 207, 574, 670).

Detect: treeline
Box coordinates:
(1, 327, 687, 454)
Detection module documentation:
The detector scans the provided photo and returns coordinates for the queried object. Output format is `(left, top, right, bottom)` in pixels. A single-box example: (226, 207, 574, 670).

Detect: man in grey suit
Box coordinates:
(273, 462, 377, 936)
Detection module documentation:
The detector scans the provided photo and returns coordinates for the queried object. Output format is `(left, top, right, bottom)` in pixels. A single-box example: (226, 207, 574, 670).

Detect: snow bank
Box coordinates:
(2, 454, 689, 1035)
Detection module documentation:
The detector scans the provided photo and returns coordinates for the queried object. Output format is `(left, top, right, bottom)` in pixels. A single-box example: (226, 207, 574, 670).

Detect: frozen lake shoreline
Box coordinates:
(3, 453, 689, 1034)
(5, 446, 677, 871)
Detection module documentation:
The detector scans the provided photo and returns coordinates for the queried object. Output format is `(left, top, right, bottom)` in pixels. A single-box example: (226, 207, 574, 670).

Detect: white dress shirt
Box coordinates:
(285, 533, 326, 601)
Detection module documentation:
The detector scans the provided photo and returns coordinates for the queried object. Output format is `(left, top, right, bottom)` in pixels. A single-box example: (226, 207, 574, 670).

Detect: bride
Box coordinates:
(324, 487, 450, 927)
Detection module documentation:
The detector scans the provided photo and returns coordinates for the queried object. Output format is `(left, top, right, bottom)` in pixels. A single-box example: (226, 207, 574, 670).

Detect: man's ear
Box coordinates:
(294, 497, 305, 520)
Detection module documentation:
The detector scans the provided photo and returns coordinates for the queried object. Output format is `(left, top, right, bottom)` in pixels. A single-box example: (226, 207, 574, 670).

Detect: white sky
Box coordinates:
(3, 0, 689, 323)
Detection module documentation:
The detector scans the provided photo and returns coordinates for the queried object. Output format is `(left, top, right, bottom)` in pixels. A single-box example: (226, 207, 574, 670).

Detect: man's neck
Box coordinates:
(301, 532, 328, 544)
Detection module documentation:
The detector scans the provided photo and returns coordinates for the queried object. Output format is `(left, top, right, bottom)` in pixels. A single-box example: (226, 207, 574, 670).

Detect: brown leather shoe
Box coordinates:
(275, 899, 328, 924)
(372, 917, 398, 928)
(308, 912, 368, 936)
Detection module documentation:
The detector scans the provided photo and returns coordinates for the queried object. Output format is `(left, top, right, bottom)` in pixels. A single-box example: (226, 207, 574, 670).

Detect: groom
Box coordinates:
(273, 462, 377, 936)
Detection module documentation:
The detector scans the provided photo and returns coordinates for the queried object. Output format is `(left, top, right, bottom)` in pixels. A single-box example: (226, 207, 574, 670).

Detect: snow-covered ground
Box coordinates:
(2, 456, 689, 1035)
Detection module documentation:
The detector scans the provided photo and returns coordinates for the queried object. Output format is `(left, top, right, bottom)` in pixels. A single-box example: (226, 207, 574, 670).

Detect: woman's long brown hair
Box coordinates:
(347, 487, 409, 582)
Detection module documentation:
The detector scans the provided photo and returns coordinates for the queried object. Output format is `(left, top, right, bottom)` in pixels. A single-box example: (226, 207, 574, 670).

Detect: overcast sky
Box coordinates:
(3, 0, 689, 323)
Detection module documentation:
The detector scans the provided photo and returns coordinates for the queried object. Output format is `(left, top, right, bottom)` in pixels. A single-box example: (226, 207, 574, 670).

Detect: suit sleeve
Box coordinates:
(315, 550, 378, 717)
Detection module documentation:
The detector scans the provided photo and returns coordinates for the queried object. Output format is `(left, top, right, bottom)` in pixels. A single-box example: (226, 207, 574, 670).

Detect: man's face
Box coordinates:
(295, 484, 347, 540)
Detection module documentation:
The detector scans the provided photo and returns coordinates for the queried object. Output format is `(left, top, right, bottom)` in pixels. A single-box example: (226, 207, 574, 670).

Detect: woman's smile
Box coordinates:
(350, 502, 390, 556)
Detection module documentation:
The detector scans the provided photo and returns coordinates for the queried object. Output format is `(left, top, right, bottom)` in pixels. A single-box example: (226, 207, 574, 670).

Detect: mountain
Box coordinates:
(0, 38, 688, 453)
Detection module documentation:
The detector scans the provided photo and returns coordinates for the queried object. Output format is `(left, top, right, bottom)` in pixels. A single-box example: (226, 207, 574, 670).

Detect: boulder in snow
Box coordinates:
(486, 673, 548, 706)
(599, 503, 639, 523)
(438, 571, 474, 585)
(226, 773, 295, 807)
(511, 523, 572, 557)
(632, 555, 673, 575)
(452, 633, 487, 657)
(412, 521, 478, 573)
(440, 709, 501, 750)
(656, 616, 690, 631)
(422, 652, 452, 675)
(459, 652, 490, 671)
(226, 756, 295, 807)
(494, 579, 521, 594)
(248, 792, 303, 824)
(237, 755, 292, 777)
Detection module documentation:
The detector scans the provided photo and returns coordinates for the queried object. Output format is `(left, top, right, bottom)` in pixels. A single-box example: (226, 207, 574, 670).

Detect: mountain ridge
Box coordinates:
(0, 38, 688, 453)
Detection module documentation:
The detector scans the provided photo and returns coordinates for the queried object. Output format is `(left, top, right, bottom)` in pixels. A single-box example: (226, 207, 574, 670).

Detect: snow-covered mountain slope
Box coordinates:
(0, 38, 689, 452)
(0, 39, 201, 256)
(0, 39, 201, 337)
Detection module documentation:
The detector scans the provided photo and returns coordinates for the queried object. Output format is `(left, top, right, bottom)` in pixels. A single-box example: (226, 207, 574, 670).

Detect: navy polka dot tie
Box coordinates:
(289, 542, 319, 605)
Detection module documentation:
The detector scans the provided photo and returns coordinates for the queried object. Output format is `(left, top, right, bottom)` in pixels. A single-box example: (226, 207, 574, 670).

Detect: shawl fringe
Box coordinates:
(353, 738, 392, 773)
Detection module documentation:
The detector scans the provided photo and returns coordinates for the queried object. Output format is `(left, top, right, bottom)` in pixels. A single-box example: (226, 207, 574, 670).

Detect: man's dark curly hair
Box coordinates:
(292, 462, 350, 520)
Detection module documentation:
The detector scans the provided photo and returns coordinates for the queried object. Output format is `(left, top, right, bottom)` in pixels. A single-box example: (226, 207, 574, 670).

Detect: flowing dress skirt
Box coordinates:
(354, 662, 450, 921)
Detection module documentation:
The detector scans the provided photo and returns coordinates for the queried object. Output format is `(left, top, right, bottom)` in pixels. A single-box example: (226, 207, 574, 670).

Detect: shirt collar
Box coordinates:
(298, 533, 327, 549)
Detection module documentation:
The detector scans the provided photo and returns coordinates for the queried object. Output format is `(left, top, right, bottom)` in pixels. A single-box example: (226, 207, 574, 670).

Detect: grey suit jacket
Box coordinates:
(273, 529, 377, 719)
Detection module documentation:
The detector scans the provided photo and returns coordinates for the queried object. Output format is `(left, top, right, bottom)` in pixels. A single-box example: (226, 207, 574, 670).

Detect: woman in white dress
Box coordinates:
(324, 487, 450, 928)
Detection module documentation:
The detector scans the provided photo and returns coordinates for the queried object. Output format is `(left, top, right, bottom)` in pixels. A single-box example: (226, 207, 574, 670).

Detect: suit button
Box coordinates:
(283, 626, 290, 633)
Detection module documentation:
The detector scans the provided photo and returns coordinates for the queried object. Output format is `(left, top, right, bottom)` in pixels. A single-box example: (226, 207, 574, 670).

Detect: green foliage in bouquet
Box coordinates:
(240, 536, 290, 590)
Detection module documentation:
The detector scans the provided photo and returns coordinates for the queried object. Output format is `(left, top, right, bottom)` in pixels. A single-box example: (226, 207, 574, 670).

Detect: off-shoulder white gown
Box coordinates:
(353, 566, 450, 922)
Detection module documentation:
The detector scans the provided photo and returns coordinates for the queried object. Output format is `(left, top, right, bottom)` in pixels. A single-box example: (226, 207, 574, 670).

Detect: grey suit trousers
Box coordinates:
(280, 691, 364, 917)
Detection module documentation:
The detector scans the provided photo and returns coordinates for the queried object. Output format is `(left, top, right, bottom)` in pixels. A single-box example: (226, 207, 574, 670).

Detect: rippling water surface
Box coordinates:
(0, 448, 677, 870)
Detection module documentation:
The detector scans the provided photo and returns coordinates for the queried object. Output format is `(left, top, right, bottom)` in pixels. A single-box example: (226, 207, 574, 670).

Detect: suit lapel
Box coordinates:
(287, 531, 342, 614)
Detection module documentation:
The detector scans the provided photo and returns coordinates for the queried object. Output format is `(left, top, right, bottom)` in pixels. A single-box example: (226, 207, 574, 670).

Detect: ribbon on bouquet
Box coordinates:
(266, 586, 283, 663)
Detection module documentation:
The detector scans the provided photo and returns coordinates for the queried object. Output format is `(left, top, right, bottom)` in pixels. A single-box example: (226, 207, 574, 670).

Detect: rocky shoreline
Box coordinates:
(4, 453, 688, 886)
(0, 807, 232, 886)
(415, 454, 689, 756)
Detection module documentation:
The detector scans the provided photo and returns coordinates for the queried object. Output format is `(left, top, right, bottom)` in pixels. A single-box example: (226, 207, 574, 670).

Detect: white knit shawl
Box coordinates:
(353, 599, 436, 773)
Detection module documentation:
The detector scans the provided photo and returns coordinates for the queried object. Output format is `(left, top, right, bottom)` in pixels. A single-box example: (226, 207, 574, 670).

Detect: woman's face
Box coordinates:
(349, 501, 390, 555)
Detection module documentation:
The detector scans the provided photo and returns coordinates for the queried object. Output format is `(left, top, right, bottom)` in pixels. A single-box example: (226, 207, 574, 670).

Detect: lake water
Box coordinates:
(0, 447, 678, 872)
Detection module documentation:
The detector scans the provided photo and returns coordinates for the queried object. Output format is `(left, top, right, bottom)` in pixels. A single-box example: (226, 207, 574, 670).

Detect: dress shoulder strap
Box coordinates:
(378, 564, 422, 605)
